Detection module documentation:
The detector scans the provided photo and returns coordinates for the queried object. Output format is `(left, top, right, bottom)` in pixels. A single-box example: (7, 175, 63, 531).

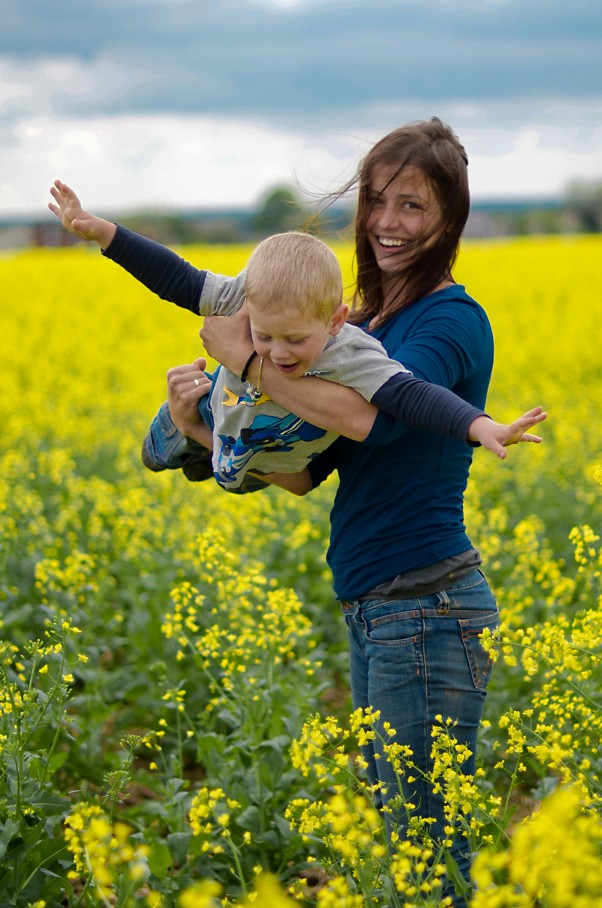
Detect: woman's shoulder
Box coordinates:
(410, 284, 489, 323)
(379, 284, 492, 354)
(425, 283, 479, 307)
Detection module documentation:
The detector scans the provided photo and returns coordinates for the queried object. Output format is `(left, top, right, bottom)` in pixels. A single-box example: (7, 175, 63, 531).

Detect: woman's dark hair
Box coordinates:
(341, 118, 470, 324)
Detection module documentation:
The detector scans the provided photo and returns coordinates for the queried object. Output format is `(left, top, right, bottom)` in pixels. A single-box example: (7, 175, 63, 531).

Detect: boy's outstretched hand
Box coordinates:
(48, 180, 116, 249)
(469, 407, 547, 460)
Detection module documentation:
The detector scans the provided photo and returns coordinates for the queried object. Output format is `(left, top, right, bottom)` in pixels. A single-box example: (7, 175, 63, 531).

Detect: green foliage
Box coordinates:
(1, 237, 601, 905)
(251, 185, 310, 236)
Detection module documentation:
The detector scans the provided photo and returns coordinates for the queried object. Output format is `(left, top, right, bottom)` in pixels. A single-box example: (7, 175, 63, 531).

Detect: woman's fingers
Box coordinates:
(167, 361, 210, 399)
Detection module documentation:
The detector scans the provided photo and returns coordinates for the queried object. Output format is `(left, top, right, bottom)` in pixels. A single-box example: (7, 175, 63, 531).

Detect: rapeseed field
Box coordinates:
(1, 235, 601, 906)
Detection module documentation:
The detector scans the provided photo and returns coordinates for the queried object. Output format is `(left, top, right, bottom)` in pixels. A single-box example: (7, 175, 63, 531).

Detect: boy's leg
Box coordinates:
(141, 398, 214, 481)
(141, 400, 191, 471)
(142, 377, 270, 493)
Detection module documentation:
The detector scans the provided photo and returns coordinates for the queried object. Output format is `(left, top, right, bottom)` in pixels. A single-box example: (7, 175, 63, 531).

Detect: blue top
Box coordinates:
(308, 285, 494, 600)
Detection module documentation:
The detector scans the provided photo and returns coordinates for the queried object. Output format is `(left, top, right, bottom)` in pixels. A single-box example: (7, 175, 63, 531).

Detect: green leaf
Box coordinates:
(147, 841, 173, 877)
(0, 818, 21, 860)
(237, 806, 262, 833)
(167, 831, 192, 865)
(26, 791, 70, 815)
(444, 849, 471, 901)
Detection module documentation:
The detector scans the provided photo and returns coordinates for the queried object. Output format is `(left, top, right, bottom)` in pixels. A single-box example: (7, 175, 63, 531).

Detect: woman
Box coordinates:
(169, 118, 517, 905)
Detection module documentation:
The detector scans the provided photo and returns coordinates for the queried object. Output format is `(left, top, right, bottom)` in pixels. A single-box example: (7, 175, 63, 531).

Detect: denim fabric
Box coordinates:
(342, 568, 498, 907)
(141, 389, 269, 494)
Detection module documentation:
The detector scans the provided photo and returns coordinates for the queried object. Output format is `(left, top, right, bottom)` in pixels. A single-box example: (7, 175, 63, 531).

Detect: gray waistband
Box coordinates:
(357, 549, 482, 602)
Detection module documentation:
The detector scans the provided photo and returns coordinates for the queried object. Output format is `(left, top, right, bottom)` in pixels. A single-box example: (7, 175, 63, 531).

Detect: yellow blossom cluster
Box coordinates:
(161, 529, 317, 710)
(472, 785, 602, 907)
(64, 802, 150, 899)
(1, 235, 601, 905)
(189, 786, 241, 845)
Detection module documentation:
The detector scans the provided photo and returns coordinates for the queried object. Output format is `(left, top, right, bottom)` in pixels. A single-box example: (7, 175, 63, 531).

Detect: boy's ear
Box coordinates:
(329, 303, 348, 336)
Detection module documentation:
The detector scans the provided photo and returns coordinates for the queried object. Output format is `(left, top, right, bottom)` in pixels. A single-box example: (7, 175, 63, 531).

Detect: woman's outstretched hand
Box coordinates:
(469, 407, 548, 460)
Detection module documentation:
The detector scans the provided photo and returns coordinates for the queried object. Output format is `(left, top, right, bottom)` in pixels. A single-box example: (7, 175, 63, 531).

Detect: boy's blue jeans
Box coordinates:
(341, 568, 499, 907)
(141, 386, 269, 493)
(141, 395, 215, 477)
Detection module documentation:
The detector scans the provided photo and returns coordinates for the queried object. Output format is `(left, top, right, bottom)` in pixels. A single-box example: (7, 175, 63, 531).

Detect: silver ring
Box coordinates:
(194, 378, 201, 387)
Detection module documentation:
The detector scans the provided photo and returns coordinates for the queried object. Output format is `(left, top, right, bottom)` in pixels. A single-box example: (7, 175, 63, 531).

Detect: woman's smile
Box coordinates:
(366, 164, 444, 277)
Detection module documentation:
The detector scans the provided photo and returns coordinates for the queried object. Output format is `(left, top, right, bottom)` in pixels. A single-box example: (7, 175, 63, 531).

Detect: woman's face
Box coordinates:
(365, 163, 445, 280)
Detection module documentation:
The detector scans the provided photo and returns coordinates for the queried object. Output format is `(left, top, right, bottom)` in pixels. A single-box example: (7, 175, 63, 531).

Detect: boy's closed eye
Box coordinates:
(256, 334, 309, 345)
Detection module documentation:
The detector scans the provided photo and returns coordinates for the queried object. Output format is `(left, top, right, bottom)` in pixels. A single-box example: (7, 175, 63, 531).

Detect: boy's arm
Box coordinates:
(467, 409, 546, 459)
(372, 375, 546, 459)
(49, 180, 207, 313)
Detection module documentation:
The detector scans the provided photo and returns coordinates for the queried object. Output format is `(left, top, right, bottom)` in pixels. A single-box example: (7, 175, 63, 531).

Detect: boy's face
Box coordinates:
(248, 302, 347, 380)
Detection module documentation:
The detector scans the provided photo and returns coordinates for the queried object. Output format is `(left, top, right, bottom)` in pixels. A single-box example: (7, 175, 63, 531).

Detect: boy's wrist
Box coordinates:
(94, 218, 117, 250)
(468, 414, 490, 444)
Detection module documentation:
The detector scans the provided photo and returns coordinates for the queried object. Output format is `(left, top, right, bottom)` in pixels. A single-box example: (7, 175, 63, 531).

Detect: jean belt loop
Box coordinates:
(435, 589, 450, 614)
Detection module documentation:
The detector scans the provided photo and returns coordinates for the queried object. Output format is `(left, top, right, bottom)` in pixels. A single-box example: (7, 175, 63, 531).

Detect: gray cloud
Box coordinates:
(3, 0, 601, 126)
(2, 0, 600, 215)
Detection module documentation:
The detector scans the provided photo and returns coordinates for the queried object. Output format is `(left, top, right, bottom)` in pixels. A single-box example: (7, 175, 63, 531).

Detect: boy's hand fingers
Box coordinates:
(519, 434, 543, 444)
(486, 439, 506, 459)
(520, 406, 547, 423)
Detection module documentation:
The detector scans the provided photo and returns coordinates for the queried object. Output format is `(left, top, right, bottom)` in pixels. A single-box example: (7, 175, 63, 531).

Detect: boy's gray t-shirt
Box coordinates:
(199, 272, 408, 491)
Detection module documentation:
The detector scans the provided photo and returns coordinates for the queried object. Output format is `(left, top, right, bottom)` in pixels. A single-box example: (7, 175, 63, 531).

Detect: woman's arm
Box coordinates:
(200, 309, 378, 442)
(256, 357, 378, 441)
(248, 469, 313, 496)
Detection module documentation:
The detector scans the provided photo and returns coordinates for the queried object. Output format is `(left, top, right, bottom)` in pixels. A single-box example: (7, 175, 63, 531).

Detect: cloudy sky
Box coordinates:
(2, 0, 601, 218)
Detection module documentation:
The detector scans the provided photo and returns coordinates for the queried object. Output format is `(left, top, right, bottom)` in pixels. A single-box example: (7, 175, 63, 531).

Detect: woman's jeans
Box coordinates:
(341, 568, 498, 906)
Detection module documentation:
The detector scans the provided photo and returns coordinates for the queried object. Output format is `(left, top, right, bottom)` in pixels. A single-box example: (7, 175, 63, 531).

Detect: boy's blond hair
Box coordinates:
(245, 232, 342, 322)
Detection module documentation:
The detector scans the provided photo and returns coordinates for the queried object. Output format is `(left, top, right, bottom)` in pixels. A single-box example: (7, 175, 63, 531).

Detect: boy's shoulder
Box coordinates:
(309, 323, 390, 373)
(334, 322, 388, 353)
(199, 270, 246, 316)
(311, 322, 406, 397)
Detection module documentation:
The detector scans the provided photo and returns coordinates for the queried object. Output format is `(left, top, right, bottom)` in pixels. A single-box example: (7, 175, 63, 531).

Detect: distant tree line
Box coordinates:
(8, 177, 602, 250)
(119, 179, 602, 245)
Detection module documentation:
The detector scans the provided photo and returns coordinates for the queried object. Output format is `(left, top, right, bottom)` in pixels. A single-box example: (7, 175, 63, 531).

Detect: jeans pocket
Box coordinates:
(362, 602, 422, 647)
(459, 611, 499, 690)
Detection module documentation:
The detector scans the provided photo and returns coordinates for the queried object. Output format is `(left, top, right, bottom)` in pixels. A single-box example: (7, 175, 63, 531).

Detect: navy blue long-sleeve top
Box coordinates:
(308, 285, 495, 599)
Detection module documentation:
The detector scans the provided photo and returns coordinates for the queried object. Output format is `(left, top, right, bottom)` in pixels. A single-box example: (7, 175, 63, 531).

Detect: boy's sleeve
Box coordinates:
(371, 373, 486, 443)
(197, 271, 247, 317)
(102, 224, 207, 314)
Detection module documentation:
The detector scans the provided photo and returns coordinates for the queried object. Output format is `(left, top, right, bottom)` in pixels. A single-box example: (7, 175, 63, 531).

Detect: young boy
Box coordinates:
(48, 180, 546, 495)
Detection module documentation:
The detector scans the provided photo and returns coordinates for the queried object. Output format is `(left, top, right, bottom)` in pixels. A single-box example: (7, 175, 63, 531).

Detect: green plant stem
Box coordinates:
(224, 832, 248, 898)
(15, 842, 69, 899)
